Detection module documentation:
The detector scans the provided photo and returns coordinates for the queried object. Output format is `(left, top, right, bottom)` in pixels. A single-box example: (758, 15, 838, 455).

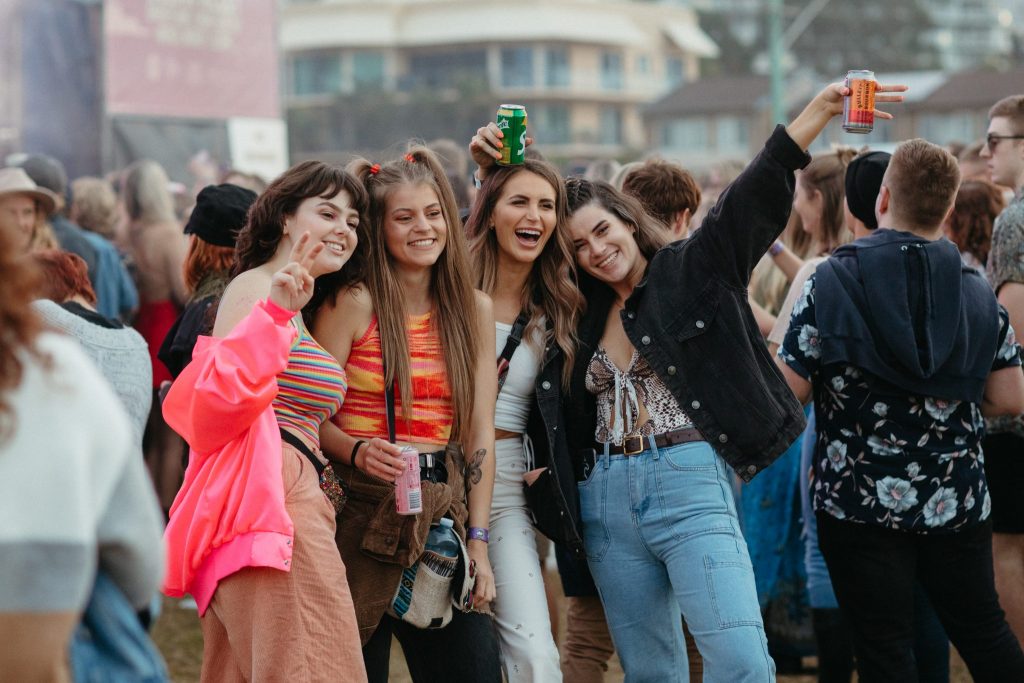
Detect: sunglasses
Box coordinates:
(986, 133, 1024, 150)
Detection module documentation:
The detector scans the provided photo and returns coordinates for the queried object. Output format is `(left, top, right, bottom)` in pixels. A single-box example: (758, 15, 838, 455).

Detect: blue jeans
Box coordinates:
(577, 437, 774, 683)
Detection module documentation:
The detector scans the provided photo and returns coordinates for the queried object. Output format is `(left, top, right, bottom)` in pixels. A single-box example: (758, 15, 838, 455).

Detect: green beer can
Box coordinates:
(496, 104, 528, 165)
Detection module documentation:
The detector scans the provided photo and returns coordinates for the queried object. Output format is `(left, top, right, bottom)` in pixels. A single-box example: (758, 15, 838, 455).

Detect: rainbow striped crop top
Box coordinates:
(334, 312, 453, 446)
(273, 318, 347, 446)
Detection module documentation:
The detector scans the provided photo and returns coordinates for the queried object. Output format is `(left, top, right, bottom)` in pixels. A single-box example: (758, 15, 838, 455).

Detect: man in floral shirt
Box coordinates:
(779, 138, 1024, 682)
(981, 93, 1024, 648)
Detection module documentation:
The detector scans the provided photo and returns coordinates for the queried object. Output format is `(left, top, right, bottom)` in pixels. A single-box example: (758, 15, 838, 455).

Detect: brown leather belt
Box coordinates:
(603, 426, 705, 456)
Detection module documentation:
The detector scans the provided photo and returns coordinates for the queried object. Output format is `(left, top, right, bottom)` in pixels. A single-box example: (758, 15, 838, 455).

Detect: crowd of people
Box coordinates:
(2, 82, 1024, 683)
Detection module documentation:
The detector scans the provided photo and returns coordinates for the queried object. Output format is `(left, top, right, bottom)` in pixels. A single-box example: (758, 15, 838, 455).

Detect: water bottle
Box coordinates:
(421, 518, 459, 577)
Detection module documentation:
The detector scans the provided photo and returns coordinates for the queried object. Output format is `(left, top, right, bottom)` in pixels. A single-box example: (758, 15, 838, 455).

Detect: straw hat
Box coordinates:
(0, 167, 58, 216)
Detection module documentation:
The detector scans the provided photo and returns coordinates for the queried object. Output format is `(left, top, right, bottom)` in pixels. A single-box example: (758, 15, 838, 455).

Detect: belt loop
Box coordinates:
(648, 434, 660, 460)
(602, 441, 611, 469)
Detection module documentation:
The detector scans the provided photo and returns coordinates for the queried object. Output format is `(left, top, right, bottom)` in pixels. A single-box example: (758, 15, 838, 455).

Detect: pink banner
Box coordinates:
(104, 0, 279, 119)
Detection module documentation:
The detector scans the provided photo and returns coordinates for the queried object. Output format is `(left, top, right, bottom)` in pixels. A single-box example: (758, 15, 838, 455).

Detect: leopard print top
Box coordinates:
(586, 346, 693, 445)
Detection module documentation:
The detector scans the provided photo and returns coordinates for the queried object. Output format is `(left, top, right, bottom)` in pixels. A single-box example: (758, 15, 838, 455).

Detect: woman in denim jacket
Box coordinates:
(559, 83, 905, 682)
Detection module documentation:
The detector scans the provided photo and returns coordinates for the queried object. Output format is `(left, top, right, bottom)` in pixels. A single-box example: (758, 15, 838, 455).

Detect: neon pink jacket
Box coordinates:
(162, 299, 297, 614)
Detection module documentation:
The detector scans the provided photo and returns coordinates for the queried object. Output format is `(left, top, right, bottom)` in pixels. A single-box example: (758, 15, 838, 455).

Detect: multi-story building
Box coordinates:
(280, 0, 719, 163)
(925, 0, 1013, 71)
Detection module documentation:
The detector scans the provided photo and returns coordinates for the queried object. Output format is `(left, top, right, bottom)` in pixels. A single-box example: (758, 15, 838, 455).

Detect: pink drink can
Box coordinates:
(395, 446, 423, 515)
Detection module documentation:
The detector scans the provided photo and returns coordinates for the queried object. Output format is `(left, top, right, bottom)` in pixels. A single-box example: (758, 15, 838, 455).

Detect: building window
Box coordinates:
(666, 56, 684, 88)
(501, 47, 535, 88)
(601, 52, 623, 90)
(535, 104, 571, 144)
(662, 118, 708, 151)
(406, 49, 487, 89)
(599, 107, 623, 144)
(544, 47, 569, 88)
(353, 52, 385, 90)
(919, 113, 979, 146)
(716, 116, 748, 152)
(636, 55, 650, 75)
(291, 53, 341, 95)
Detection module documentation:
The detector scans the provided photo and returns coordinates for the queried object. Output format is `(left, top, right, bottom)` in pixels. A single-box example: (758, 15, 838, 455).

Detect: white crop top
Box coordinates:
(494, 320, 543, 433)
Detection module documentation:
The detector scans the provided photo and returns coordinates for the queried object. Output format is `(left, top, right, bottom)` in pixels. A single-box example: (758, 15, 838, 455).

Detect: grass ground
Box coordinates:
(151, 567, 970, 682)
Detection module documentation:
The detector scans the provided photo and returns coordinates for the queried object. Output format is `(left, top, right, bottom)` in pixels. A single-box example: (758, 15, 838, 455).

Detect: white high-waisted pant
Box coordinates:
(489, 436, 562, 682)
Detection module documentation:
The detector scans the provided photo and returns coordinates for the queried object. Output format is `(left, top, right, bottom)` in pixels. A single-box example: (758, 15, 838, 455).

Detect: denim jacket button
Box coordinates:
(695, 320, 705, 329)
(627, 311, 636, 319)
(691, 400, 700, 409)
(541, 380, 552, 390)
(718, 433, 728, 443)
(641, 335, 651, 345)
(667, 365, 677, 375)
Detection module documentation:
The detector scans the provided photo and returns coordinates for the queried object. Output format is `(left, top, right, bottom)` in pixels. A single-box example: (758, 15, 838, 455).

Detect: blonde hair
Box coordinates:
(347, 147, 479, 443)
(71, 177, 119, 239)
(465, 161, 581, 388)
(123, 160, 175, 225)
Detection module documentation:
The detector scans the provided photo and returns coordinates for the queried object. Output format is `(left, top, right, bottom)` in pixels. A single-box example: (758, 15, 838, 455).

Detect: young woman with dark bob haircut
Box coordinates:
(162, 161, 369, 682)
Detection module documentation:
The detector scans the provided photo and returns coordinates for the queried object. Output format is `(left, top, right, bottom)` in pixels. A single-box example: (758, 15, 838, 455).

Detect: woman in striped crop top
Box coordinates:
(167, 162, 369, 682)
(312, 147, 501, 682)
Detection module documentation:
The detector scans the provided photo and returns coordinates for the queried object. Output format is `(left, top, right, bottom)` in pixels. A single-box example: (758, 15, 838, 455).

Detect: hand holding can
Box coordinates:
(843, 70, 877, 134)
(496, 104, 528, 165)
(395, 446, 423, 515)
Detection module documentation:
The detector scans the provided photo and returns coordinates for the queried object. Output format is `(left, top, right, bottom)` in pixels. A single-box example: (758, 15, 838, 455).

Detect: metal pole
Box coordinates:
(769, 0, 785, 124)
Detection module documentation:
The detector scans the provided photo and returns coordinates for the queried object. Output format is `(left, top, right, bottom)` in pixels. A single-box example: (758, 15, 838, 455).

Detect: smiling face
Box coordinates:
(568, 201, 645, 287)
(0, 193, 38, 254)
(382, 182, 448, 270)
(793, 173, 823, 238)
(490, 171, 557, 265)
(282, 189, 359, 277)
(981, 115, 1024, 191)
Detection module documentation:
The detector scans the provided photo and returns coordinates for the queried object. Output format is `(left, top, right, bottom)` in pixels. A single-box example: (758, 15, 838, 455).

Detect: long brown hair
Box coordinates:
(798, 147, 858, 254)
(0, 232, 46, 443)
(465, 161, 581, 388)
(946, 179, 1005, 266)
(347, 147, 479, 443)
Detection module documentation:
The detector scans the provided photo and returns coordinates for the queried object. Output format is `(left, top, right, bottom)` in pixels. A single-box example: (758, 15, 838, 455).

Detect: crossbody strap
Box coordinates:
(496, 310, 530, 395)
(384, 359, 397, 444)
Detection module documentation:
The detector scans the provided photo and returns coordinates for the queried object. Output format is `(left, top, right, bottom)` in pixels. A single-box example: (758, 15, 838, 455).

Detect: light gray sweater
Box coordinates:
(33, 299, 152, 447)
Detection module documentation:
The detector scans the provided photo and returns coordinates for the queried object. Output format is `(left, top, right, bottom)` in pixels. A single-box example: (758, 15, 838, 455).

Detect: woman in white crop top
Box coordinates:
(465, 150, 583, 682)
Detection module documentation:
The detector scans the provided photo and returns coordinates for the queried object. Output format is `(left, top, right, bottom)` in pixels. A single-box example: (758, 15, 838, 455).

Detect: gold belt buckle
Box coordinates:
(623, 434, 644, 456)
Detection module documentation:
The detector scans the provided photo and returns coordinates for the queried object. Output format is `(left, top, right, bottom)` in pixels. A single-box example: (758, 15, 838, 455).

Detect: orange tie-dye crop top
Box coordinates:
(334, 311, 453, 446)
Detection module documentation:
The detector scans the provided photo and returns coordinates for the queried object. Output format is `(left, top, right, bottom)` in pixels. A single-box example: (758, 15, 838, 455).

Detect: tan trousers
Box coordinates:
(561, 596, 703, 683)
(199, 444, 367, 682)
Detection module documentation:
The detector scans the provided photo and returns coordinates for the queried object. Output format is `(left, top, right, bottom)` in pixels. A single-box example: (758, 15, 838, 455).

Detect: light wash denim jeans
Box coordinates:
(577, 437, 774, 683)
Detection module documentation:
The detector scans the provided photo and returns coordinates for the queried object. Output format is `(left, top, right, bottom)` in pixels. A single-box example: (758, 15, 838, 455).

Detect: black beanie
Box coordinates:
(844, 151, 891, 230)
(184, 183, 257, 247)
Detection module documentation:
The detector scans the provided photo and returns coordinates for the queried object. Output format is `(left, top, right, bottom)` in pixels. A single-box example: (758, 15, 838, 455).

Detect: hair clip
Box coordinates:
(369, 163, 381, 175)
(404, 153, 416, 163)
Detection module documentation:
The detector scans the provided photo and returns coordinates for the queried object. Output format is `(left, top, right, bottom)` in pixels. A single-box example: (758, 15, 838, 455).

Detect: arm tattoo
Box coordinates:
(465, 448, 486, 493)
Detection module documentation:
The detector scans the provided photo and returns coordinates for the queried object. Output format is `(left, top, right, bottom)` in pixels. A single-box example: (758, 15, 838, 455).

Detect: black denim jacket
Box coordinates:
(522, 337, 586, 557)
(566, 124, 809, 481)
(524, 126, 810, 559)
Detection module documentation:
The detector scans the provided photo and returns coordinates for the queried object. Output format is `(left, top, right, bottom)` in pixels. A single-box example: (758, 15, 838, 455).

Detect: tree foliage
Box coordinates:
(699, 0, 942, 77)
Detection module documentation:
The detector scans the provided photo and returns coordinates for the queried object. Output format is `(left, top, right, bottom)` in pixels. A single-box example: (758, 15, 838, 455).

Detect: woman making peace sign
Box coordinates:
(162, 162, 369, 682)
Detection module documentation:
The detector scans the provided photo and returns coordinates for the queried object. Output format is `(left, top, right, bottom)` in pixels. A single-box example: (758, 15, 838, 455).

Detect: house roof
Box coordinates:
(644, 75, 770, 118)
(281, 0, 717, 55)
(914, 68, 1024, 110)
